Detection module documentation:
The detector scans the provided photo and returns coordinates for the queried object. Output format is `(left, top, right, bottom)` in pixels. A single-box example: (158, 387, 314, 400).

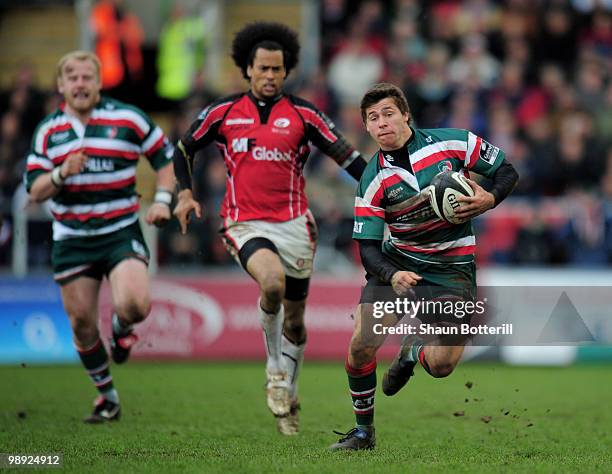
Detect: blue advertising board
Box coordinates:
(0, 277, 78, 364)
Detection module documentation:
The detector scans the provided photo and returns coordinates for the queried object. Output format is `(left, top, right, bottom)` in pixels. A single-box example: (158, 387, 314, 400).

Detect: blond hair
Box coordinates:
(56, 50, 101, 80)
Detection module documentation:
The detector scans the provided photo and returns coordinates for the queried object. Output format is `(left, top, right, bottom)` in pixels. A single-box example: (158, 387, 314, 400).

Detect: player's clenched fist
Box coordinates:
(454, 178, 495, 221)
(173, 189, 202, 234)
(391, 270, 422, 296)
(60, 150, 89, 178)
(146, 203, 171, 228)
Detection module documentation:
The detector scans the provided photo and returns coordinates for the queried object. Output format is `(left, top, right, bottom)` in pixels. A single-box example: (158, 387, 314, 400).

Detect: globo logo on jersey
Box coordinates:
(252, 146, 294, 162)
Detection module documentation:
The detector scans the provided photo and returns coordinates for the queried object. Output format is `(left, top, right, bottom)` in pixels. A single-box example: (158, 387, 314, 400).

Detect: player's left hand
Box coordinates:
(454, 178, 495, 222)
(146, 202, 171, 227)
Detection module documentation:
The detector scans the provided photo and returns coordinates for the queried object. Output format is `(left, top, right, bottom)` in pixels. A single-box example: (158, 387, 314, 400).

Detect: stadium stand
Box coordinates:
(1, 0, 611, 270)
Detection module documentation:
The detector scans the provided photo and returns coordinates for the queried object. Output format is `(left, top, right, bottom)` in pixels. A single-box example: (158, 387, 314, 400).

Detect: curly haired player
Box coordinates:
(172, 22, 367, 435)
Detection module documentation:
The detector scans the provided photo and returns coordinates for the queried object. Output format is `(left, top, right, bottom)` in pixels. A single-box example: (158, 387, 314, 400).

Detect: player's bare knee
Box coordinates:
(260, 275, 285, 309)
(349, 340, 377, 367)
(132, 300, 151, 323)
(70, 314, 99, 346)
(428, 361, 456, 378)
(115, 299, 150, 324)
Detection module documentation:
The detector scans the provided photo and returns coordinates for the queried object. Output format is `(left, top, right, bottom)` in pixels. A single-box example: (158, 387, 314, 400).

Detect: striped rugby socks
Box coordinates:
(77, 339, 119, 403)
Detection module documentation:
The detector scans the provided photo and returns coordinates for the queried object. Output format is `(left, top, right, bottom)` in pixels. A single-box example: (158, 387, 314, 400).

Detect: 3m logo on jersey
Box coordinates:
(479, 140, 500, 165)
(231, 137, 256, 153)
(252, 147, 293, 162)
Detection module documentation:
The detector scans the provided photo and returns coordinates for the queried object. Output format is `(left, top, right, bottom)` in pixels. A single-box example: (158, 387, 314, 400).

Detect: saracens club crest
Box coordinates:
(438, 160, 452, 173)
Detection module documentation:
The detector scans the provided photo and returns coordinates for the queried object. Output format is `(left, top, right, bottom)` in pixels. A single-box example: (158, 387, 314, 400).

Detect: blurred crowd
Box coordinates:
(306, 0, 612, 268)
(1, 0, 612, 270)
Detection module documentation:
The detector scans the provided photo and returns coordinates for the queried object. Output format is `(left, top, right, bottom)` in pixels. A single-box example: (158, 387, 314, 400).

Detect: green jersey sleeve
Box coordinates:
(24, 124, 54, 193)
(464, 131, 505, 178)
(138, 111, 174, 171)
(353, 160, 385, 240)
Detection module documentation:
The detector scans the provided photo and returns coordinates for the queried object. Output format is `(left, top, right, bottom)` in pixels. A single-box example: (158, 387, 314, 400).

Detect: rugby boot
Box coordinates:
(83, 395, 121, 424)
(329, 426, 376, 451)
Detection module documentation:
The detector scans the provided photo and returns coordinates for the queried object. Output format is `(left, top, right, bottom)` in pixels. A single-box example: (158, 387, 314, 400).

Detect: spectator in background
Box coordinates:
(386, 17, 427, 84)
(327, 1, 388, 106)
(574, 57, 607, 112)
(534, 6, 578, 73)
(523, 116, 558, 196)
(406, 42, 452, 127)
(511, 206, 568, 264)
(579, 8, 612, 62)
(595, 82, 612, 142)
(0, 63, 45, 139)
(0, 64, 47, 264)
(90, 0, 144, 103)
(453, 0, 501, 36)
(601, 148, 612, 262)
(327, 20, 385, 106)
(320, 0, 349, 64)
(156, 4, 206, 105)
(448, 33, 500, 91)
(440, 89, 488, 136)
(0, 111, 29, 211)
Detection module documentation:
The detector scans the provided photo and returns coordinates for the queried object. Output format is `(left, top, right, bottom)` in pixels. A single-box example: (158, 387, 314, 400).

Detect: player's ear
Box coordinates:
(57, 77, 65, 95)
(246, 65, 253, 79)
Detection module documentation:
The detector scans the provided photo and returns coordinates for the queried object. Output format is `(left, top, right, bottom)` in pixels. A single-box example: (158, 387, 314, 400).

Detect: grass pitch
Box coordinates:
(1, 362, 611, 473)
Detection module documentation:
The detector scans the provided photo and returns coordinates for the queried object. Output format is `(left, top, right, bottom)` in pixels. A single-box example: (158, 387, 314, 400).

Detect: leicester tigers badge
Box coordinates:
(438, 160, 452, 173)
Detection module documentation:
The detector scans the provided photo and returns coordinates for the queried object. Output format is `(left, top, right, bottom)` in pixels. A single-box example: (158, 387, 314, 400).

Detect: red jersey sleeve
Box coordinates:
(173, 94, 242, 190)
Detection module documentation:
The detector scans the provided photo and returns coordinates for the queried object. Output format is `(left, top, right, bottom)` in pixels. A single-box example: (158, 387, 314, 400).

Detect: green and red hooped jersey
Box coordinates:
(25, 97, 173, 241)
(353, 127, 505, 265)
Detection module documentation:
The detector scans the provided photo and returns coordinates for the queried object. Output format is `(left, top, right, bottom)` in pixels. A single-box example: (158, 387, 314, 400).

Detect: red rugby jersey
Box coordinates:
(177, 92, 361, 222)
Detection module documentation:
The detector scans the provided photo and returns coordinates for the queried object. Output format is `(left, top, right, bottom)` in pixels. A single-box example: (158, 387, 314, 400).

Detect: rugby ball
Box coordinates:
(427, 171, 474, 224)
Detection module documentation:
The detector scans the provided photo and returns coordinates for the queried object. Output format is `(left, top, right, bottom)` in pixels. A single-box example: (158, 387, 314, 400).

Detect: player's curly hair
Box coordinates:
(231, 21, 300, 80)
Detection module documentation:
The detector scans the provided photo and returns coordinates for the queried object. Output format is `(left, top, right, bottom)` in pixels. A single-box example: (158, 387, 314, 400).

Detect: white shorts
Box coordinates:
(221, 210, 318, 279)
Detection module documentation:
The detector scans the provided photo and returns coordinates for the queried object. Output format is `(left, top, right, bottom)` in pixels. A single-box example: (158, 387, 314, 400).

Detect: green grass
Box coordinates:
(1, 362, 611, 473)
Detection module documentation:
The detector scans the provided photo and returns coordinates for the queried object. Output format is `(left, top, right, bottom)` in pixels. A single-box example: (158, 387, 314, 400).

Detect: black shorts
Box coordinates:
(359, 262, 477, 325)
